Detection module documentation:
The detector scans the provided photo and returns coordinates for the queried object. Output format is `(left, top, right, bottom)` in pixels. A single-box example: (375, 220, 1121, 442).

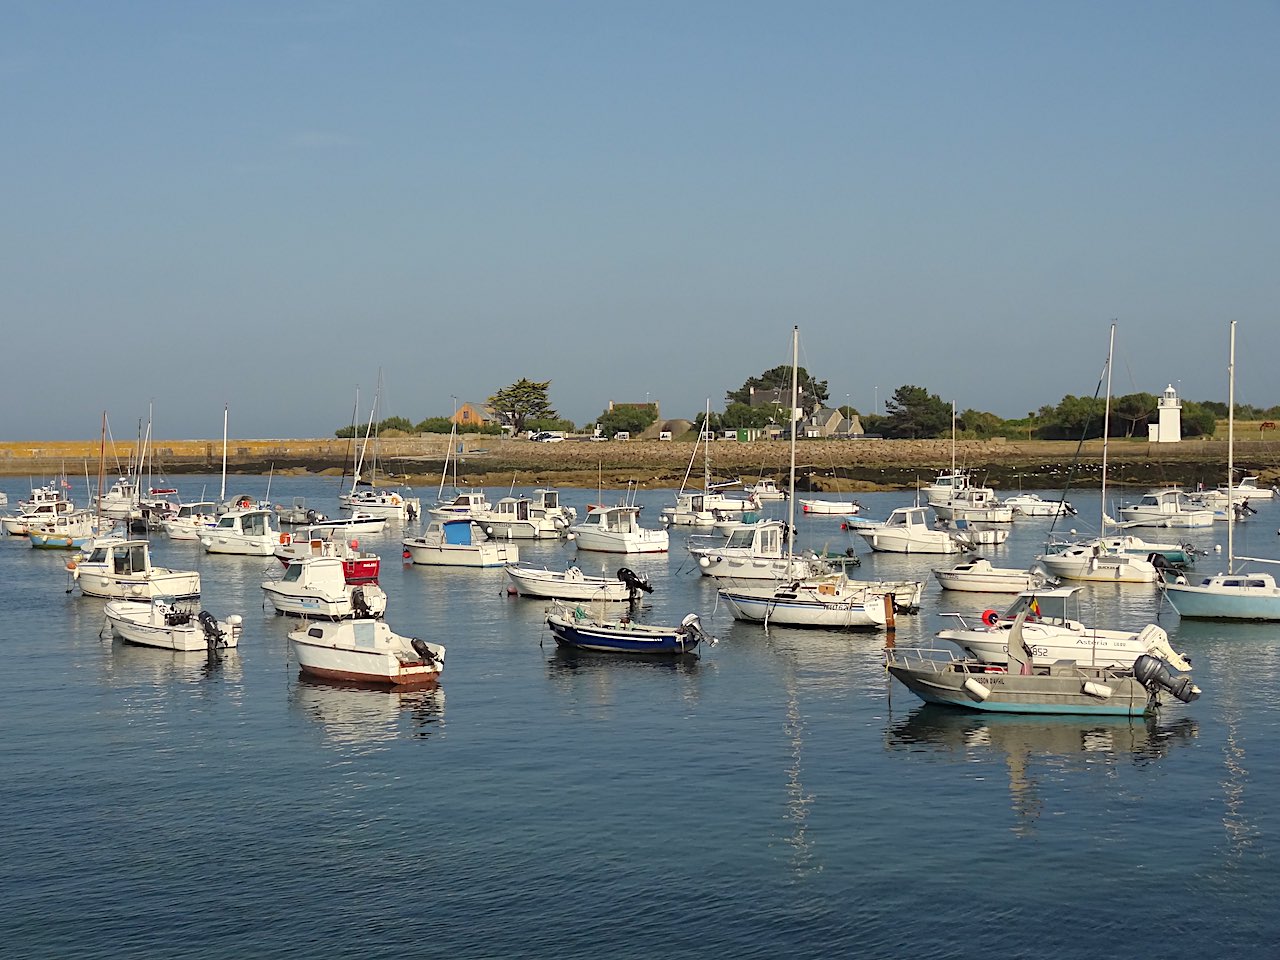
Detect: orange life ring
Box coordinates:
(279, 533, 291, 545)
(981, 608, 999, 627)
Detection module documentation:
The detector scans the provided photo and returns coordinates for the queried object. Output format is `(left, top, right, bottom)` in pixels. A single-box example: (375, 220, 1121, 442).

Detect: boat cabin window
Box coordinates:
(282, 563, 303, 582)
(87, 545, 110, 563)
(354, 621, 376, 648)
(243, 513, 268, 536)
(726, 528, 755, 549)
(217, 515, 236, 528)
(541, 492, 559, 509)
(129, 544, 147, 572)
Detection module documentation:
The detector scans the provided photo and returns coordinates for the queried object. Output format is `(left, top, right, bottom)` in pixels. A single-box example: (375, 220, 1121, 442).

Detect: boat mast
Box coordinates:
(219, 403, 229, 503)
(786, 326, 799, 571)
(1227, 320, 1236, 573)
(96, 411, 107, 527)
(1100, 321, 1116, 532)
(352, 395, 377, 495)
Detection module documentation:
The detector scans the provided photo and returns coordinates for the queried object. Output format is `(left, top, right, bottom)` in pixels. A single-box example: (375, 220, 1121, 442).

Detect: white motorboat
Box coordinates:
(428, 489, 491, 521)
(402, 518, 517, 567)
(530, 488, 577, 525)
(689, 519, 824, 581)
(201, 508, 280, 556)
(2, 498, 76, 536)
(1117, 487, 1215, 528)
(289, 618, 445, 686)
(929, 486, 1014, 523)
(70, 538, 201, 600)
(96, 476, 140, 521)
(262, 557, 388, 619)
(340, 487, 421, 520)
(941, 518, 1010, 549)
(742, 477, 786, 500)
(276, 497, 327, 525)
(505, 564, 652, 602)
(936, 587, 1192, 670)
(920, 468, 973, 505)
(847, 506, 963, 554)
(475, 495, 569, 540)
(305, 511, 388, 536)
(162, 501, 221, 541)
(1005, 493, 1076, 517)
(103, 599, 242, 652)
(1036, 540, 1159, 583)
(932, 557, 1055, 593)
(568, 504, 669, 554)
(798, 497, 862, 516)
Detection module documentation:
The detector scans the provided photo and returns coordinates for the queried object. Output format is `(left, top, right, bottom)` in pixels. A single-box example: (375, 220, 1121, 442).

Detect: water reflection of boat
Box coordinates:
(885, 705, 1200, 833)
(103, 640, 243, 687)
(290, 676, 445, 746)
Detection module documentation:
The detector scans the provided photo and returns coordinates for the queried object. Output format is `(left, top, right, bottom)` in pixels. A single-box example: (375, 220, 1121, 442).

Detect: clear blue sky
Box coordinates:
(4, 1, 1277, 440)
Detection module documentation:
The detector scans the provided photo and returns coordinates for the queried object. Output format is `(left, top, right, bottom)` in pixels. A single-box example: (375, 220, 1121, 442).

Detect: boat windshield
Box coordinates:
(282, 563, 303, 582)
(725, 528, 755, 549)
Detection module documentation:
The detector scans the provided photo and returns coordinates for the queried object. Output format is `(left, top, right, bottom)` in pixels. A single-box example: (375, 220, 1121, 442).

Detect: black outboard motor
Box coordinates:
(410, 638, 443, 664)
(197, 611, 226, 651)
(616, 567, 654, 603)
(1133, 654, 1201, 704)
(351, 587, 372, 619)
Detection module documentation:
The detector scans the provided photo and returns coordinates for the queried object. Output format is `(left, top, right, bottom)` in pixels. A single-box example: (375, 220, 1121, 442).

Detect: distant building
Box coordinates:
(1148, 384, 1182, 443)
(452, 402, 495, 428)
(805, 407, 846, 438)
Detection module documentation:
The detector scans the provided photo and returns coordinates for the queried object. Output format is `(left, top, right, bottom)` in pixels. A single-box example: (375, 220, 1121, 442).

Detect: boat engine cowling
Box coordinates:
(351, 585, 387, 619)
(1133, 654, 1201, 704)
(1135, 623, 1192, 673)
(679, 612, 718, 647)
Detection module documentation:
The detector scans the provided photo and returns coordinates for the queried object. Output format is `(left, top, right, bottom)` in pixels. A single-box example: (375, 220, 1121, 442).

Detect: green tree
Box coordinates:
(596, 404, 658, 437)
(881, 386, 950, 439)
(1111, 392, 1157, 438)
(1181, 401, 1217, 438)
(488, 379, 556, 434)
(957, 408, 1003, 438)
(720, 401, 774, 429)
(726, 365, 828, 418)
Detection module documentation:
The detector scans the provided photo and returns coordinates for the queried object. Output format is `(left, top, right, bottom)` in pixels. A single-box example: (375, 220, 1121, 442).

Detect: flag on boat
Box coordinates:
(1029, 597, 1041, 619)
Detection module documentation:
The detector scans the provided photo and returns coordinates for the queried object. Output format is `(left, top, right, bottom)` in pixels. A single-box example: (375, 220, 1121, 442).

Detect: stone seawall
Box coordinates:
(5, 435, 1279, 491)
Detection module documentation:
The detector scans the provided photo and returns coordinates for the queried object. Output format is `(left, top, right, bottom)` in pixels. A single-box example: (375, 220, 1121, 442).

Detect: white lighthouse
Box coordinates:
(1148, 384, 1182, 443)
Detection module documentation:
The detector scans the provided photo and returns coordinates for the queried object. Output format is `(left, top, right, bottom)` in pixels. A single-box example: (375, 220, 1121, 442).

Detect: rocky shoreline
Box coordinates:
(5, 435, 1280, 491)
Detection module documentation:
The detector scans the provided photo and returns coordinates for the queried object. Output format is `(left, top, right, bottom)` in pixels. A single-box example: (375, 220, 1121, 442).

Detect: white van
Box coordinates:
(613, 431, 630, 441)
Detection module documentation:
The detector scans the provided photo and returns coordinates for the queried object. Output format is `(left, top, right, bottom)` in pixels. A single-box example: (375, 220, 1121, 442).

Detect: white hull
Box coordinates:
(481, 519, 565, 540)
(289, 620, 444, 686)
(570, 530, 669, 554)
(163, 518, 216, 541)
(402, 540, 517, 567)
(933, 570, 1048, 593)
(854, 528, 962, 554)
(505, 566, 633, 601)
(75, 567, 201, 600)
(202, 533, 277, 556)
(940, 622, 1182, 670)
(1037, 547, 1157, 583)
(798, 498, 860, 515)
(718, 583, 888, 628)
(104, 601, 241, 652)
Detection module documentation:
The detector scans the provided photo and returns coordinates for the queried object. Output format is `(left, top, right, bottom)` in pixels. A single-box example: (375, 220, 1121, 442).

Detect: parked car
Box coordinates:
(530, 432, 564, 443)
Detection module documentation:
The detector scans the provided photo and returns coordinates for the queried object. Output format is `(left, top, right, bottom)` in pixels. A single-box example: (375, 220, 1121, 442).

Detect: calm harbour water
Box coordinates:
(1, 475, 1277, 959)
